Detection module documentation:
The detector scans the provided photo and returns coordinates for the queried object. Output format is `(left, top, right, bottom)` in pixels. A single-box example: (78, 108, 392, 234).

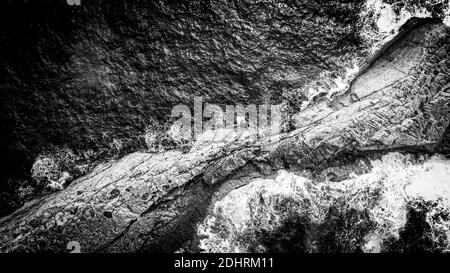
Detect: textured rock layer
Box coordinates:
(0, 18, 449, 253)
(0, 0, 368, 210)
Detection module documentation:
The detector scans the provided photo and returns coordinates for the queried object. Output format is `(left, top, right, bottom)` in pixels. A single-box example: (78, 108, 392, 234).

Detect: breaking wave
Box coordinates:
(198, 153, 450, 253)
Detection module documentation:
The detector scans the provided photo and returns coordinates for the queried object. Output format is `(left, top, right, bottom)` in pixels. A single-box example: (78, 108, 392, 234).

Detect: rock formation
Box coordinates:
(0, 0, 369, 215)
(0, 17, 449, 253)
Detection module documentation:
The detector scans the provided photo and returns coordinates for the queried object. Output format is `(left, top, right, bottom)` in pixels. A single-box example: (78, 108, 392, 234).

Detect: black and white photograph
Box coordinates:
(0, 0, 450, 266)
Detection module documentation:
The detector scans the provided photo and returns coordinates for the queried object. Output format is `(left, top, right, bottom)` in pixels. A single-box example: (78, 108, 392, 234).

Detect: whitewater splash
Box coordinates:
(361, 0, 450, 53)
(304, 63, 360, 105)
(442, 0, 450, 26)
(303, 0, 450, 109)
(197, 152, 450, 253)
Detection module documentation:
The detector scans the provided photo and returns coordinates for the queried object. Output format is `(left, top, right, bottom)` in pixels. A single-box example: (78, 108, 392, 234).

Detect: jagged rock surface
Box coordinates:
(0, 18, 449, 253)
(0, 0, 369, 214)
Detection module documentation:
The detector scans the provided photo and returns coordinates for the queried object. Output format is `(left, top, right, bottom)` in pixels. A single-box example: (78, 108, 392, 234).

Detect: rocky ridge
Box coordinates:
(0, 18, 449, 252)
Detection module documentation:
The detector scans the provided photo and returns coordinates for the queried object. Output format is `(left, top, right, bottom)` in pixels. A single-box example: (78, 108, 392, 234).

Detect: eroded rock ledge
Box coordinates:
(0, 18, 450, 253)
